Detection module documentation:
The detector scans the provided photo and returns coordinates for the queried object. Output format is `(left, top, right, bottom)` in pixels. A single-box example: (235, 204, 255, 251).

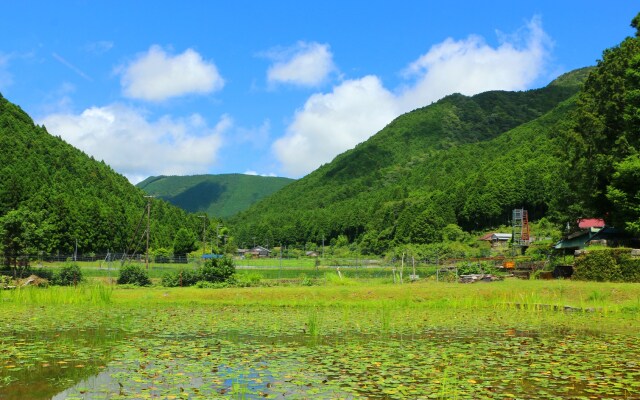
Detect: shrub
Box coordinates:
(53, 263, 83, 286)
(199, 256, 236, 283)
(161, 256, 236, 287)
(117, 265, 151, 286)
(573, 248, 640, 282)
(161, 268, 200, 287)
(235, 272, 261, 287)
(457, 261, 498, 275)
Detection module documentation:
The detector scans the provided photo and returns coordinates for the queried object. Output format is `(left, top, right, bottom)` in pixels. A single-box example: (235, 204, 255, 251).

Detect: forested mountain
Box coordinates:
(137, 174, 294, 218)
(0, 95, 204, 265)
(230, 68, 592, 253)
(232, 9, 640, 255)
(563, 15, 640, 236)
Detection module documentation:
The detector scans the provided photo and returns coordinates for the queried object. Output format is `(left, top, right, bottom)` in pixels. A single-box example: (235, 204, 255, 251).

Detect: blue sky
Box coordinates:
(0, 1, 637, 183)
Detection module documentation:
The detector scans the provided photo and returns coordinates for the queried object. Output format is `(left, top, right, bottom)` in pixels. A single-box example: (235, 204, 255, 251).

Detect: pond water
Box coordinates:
(2, 307, 640, 399)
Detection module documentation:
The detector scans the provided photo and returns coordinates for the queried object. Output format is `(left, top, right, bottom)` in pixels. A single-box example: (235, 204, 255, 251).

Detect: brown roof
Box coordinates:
(478, 232, 495, 241)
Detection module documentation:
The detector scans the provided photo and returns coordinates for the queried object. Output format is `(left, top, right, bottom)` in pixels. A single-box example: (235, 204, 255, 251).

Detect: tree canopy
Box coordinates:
(0, 94, 205, 266)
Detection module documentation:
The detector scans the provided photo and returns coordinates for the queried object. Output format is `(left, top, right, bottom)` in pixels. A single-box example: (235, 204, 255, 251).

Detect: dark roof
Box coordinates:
(554, 227, 629, 250)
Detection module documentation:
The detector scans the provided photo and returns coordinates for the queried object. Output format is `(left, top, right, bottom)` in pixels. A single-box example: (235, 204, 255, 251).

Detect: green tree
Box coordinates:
(172, 228, 197, 256)
(198, 256, 236, 283)
(567, 14, 640, 227)
(409, 208, 446, 244)
(607, 154, 640, 235)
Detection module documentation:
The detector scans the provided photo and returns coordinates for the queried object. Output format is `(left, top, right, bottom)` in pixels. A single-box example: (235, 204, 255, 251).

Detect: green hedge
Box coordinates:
(573, 248, 640, 282)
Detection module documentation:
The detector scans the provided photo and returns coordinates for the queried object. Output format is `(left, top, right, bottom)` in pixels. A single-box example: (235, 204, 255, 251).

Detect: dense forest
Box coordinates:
(0, 96, 208, 266)
(231, 13, 640, 255)
(137, 174, 294, 219)
(1, 14, 639, 263)
(229, 68, 589, 252)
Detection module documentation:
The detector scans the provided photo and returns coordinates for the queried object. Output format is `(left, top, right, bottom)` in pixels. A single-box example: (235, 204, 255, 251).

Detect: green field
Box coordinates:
(1, 278, 639, 399)
(25, 258, 443, 283)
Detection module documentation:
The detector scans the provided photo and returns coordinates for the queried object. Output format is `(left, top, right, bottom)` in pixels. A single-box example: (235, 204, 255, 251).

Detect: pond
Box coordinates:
(2, 304, 639, 399)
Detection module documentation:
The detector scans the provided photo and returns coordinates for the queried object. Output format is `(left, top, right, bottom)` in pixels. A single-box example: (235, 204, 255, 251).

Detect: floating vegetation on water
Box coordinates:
(1, 281, 639, 398)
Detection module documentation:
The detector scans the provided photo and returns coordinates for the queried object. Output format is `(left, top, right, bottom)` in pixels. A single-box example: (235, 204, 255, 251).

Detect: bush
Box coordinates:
(573, 248, 640, 282)
(53, 263, 83, 286)
(457, 261, 499, 275)
(117, 265, 151, 286)
(161, 256, 236, 287)
(161, 268, 200, 287)
(235, 272, 261, 287)
(199, 256, 235, 283)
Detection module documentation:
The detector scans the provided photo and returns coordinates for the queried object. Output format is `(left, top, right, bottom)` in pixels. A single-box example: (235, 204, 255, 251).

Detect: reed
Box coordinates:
(0, 283, 113, 306)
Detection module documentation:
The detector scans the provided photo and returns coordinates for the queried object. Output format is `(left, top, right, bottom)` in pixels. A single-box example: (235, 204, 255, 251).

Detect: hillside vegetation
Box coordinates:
(137, 174, 294, 218)
(0, 95, 204, 265)
(230, 68, 591, 254)
(2, 14, 639, 263)
(231, 13, 640, 257)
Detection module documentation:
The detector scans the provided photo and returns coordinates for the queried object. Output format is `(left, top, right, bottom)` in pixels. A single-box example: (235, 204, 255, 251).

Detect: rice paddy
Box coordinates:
(1, 278, 639, 399)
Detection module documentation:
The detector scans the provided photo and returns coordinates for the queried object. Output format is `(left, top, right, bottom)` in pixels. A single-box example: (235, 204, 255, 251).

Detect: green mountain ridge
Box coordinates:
(0, 94, 202, 262)
(137, 174, 295, 219)
(230, 68, 592, 252)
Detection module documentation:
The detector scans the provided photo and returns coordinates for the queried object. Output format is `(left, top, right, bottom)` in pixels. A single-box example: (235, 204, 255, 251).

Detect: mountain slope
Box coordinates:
(230, 68, 591, 252)
(0, 94, 202, 263)
(137, 174, 294, 218)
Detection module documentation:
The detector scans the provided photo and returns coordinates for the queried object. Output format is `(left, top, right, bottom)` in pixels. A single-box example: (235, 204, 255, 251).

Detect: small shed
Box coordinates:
(491, 233, 512, 242)
(478, 232, 511, 247)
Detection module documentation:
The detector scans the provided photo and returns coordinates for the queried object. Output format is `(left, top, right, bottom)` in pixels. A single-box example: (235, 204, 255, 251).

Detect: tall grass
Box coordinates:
(0, 283, 113, 305)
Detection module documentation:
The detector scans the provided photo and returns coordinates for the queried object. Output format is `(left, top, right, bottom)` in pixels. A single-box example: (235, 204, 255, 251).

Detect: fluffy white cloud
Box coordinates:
(40, 104, 230, 183)
(244, 170, 277, 177)
(273, 17, 551, 177)
(119, 45, 224, 101)
(266, 42, 336, 87)
(273, 76, 399, 176)
(399, 16, 550, 110)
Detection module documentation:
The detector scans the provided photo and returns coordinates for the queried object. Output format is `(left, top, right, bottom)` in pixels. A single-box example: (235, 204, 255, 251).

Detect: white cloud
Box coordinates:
(266, 41, 336, 87)
(273, 17, 551, 177)
(244, 170, 277, 177)
(273, 76, 399, 176)
(399, 16, 551, 110)
(119, 45, 224, 101)
(40, 104, 230, 183)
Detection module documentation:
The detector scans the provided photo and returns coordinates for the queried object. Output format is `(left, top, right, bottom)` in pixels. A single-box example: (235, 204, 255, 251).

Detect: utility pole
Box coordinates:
(144, 196, 154, 270)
